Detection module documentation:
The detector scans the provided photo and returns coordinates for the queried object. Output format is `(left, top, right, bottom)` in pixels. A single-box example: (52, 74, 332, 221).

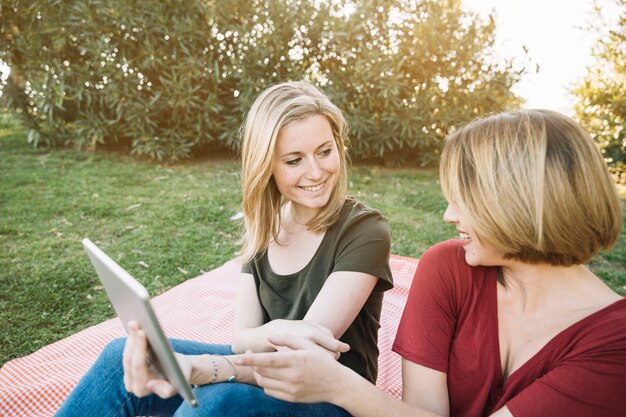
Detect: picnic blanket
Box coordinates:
(0, 254, 417, 416)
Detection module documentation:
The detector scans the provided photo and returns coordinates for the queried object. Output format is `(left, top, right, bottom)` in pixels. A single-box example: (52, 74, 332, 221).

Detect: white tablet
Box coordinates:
(82, 238, 198, 407)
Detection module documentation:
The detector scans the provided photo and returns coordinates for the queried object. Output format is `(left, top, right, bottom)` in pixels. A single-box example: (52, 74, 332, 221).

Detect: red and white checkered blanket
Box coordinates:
(0, 255, 417, 416)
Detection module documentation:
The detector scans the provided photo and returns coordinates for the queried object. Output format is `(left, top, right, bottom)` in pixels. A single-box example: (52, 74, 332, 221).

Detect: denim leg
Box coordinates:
(174, 383, 352, 417)
(54, 338, 232, 417)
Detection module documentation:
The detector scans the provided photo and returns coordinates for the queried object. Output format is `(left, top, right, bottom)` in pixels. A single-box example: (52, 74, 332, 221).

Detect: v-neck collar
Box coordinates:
(491, 271, 626, 386)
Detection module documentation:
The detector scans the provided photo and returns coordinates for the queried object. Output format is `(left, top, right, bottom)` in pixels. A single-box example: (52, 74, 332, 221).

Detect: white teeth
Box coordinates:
(459, 232, 471, 241)
(302, 184, 323, 191)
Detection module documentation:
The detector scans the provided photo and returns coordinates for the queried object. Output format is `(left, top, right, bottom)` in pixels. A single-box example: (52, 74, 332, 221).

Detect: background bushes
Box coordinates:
(0, 0, 526, 163)
(571, 0, 626, 183)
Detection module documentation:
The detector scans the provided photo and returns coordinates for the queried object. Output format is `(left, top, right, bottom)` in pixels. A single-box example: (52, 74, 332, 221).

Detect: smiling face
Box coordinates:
(443, 202, 506, 267)
(272, 114, 340, 221)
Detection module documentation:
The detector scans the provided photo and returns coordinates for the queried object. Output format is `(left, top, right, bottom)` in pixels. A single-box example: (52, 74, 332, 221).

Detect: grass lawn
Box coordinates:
(1, 117, 625, 365)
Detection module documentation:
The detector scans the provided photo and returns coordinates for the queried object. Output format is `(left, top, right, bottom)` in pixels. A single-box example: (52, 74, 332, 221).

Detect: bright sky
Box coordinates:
(462, 0, 617, 114)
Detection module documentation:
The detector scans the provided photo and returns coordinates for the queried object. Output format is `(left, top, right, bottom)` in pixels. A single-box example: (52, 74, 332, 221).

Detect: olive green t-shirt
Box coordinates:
(242, 199, 393, 383)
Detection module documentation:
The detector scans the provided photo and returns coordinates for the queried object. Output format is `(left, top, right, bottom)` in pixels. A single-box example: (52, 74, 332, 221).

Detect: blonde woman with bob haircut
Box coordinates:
(56, 81, 393, 417)
(237, 109, 626, 417)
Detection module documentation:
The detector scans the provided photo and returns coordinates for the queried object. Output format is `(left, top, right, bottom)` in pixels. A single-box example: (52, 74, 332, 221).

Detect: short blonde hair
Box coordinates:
(238, 81, 349, 263)
(440, 109, 622, 266)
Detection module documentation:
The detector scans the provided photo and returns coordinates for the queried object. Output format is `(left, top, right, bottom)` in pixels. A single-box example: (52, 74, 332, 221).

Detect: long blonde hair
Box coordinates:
(440, 109, 622, 266)
(237, 81, 349, 263)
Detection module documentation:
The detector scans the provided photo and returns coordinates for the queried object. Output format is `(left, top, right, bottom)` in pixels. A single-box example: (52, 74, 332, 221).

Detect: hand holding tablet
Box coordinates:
(122, 321, 191, 399)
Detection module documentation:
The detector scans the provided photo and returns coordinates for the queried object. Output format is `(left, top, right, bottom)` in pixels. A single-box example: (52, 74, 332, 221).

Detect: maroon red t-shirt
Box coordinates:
(393, 240, 626, 417)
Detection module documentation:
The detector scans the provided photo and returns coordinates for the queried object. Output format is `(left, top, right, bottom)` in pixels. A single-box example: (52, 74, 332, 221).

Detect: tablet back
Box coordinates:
(82, 238, 198, 407)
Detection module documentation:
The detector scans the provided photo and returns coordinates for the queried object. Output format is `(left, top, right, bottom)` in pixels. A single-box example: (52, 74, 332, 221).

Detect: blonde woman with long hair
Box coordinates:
(238, 109, 626, 417)
(56, 81, 392, 417)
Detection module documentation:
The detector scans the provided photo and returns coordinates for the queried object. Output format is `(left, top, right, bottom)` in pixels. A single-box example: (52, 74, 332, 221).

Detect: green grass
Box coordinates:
(1, 119, 625, 365)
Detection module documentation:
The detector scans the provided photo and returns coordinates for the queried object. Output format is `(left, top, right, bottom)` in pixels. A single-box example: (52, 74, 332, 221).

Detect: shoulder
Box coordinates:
(342, 198, 388, 222)
(412, 240, 495, 302)
(571, 299, 626, 348)
(418, 239, 467, 274)
(335, 198, 391, 238)
(323, 199, 393, 286)
(422, 239, 465, 258)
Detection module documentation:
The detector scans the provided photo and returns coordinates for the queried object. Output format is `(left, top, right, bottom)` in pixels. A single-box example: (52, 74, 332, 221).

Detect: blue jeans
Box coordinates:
(55, 338, 352, 417)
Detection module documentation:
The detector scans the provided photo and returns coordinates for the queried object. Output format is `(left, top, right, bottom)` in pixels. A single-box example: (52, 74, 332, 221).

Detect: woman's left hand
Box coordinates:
(236, 334, 350, 403)
(266, 321, 351, 358)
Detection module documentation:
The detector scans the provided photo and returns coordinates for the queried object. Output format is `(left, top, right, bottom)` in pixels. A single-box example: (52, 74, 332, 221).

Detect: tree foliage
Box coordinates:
(571, 0, 626, 182)
(0, 0, 525, 163)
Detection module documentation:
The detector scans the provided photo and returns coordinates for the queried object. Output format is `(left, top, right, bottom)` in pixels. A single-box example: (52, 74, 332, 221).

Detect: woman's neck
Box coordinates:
(499, 262, 618, 313)
(288, 201, 319, 226)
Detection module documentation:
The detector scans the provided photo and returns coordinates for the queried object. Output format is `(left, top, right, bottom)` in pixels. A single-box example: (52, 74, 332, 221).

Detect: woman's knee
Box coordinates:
(96, 337, 127, 365)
